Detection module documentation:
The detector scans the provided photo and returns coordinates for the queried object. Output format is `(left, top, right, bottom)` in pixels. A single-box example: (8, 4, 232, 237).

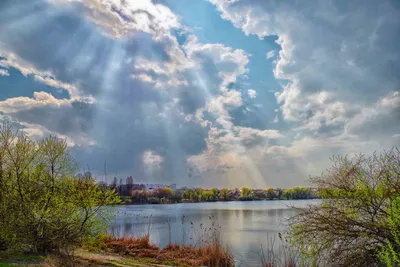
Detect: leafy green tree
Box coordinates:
(0, 124, 120, 253)
(211, 188, 219, 199)
(289, 148, 400, 266)
(379, 196, 400, 266)
(218, 188, 230, 201)
(240, 187, 254, 200)
(201, 190, 215, 201)
(283, 187, 312, 200)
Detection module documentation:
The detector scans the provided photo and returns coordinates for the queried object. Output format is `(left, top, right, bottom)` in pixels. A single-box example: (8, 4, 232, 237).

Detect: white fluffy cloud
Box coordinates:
(47, 0, 180, 38)
(247, 89, 257, 98)
(266, 50, 275, 59)
(0, 69, 9, 76)
(142, 150, 164, 168)
(0, 50, 91, 100)
(210, 0, 400, 142)
(0, 91, 71, 113)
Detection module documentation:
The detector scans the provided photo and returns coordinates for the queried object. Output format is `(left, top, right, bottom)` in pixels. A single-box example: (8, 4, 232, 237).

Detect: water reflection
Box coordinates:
(109, 200, 319, 266)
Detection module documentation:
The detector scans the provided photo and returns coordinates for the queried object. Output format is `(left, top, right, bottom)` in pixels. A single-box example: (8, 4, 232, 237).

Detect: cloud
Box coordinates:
(247, 89, 257, 98)
(1, 0, 398, 188)
(210, 0, 400, 139)
(46, 0, 180, 38)
(0, 51, 90, 100)
(345, 91, 400, 141)
(142, 150, 164, 168)
(0, 0, 257, 186)
(0, 91, 70, 113)
(200, 0, 400, 186)
(0, 91, 96, 146)
(0, 69, 9, 76)
(210, 0, 400, 119)
(266, 50, 275, 59)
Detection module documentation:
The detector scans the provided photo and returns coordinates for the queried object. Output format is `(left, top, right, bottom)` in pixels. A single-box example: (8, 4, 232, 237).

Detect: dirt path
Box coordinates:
(75, 250, 173, 267)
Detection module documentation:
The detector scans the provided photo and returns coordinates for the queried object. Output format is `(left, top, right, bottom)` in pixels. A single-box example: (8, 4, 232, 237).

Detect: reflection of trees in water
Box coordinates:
(108, 202, 316, 263)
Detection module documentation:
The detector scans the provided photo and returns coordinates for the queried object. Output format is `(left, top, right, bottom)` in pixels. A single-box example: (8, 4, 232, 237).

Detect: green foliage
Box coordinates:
(265, 188, 276, 200)
(182, 188, 203, 202)
(153, 188, 173, 199)
(81, 234, 108, 252)
(379, 196, 400, 266)
(240, 187, 254, 201)
(201, 190, 217, 201)
(289, 148, 400, 266)
(218, 188, 229, 201)
(0, 124, 120, 253)
(283, 187, 312, 200)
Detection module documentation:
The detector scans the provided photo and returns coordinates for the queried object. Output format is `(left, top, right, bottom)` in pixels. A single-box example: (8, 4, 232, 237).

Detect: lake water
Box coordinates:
(109, 199, 319, 266)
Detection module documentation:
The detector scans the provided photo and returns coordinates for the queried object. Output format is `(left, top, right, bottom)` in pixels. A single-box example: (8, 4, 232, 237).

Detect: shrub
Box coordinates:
(289, 148, 400, 266)
(0, 124, 120, 253)
(147, 197, 161, 204)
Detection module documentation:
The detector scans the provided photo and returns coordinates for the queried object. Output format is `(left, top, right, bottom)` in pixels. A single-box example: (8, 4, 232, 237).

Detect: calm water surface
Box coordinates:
(109, 200, 319, 266)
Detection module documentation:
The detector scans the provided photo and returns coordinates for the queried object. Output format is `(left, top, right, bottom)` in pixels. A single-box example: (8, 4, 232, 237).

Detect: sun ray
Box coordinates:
(193, 70, 266, 187)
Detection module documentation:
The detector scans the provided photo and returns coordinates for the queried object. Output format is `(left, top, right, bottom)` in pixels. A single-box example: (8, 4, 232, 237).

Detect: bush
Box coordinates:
(147, 197, 161, 204)
(289, 148, 400, 266)
(218, 188, 229, 201)
(240, 187, 254, 201)
(0, 124, 120, 253)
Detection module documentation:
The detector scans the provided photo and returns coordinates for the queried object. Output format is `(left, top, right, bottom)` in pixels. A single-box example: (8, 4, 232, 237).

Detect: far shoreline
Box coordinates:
(118, 198, 320, 206)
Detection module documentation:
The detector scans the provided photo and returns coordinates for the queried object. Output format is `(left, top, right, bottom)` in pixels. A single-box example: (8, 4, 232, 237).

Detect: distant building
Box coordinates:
(143, 183, 176, 191)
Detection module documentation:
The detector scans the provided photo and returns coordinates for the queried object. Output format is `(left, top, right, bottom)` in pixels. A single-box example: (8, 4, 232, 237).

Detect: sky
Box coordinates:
(0, 0, 399, 188)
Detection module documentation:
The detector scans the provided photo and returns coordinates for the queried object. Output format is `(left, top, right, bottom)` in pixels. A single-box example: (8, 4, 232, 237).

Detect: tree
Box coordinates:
(253, 189, 266, 200)
(130, 190, 150, 204)
(0, 124, 120, 253)
(265, 188, 276, 200)
(276, 188, 283, 199)
(201, 190, 215, 201)
(211, 188, 219, 199)
(240, 187, 254, 200)
(283, 187, 312, 200)
(218, 188, 229, 201)
(153, 188, 173, 199)
(289, 148, 400, 266)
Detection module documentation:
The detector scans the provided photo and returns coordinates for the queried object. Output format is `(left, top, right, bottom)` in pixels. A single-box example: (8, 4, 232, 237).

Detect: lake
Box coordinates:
(109, 199, 320, 266)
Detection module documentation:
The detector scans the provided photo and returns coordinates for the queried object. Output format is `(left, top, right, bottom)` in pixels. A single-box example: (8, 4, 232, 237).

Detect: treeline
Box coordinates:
(121, 186, 316, 204)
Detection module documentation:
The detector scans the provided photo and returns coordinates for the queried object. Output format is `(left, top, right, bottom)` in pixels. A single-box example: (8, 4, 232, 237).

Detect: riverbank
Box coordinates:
(0, 234, 233, 267)
(0, 250, 174, 266)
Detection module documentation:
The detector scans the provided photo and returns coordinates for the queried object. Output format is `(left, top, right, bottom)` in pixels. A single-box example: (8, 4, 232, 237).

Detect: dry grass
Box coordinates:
(260, 233, 305, 267)
(103, 235, 234, 267)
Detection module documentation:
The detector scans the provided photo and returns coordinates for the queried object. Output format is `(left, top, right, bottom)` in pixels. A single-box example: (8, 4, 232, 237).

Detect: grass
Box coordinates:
(0, 215, 234, 266)
(101, 234, 234, 267)
(259, 233, 313, 267)
(0, 252, 46, 266)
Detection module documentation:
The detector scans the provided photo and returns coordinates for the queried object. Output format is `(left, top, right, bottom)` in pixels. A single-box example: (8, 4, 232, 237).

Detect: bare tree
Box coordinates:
(289, 148, 400, 266)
